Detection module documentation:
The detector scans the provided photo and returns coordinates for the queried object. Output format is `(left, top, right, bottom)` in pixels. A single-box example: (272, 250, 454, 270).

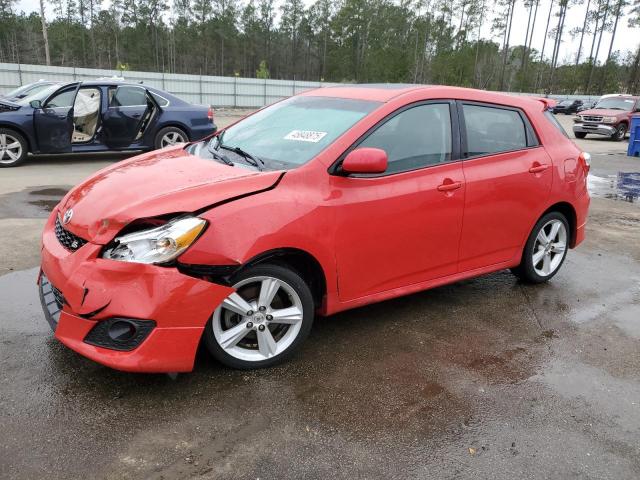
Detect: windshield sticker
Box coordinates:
(284, 130, 328, 143)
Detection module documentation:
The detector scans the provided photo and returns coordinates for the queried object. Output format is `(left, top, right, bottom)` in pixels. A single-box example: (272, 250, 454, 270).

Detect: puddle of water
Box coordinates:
(0, 186, 70, 219)
(588, 172, 640, 203)
(31, 188, 69, 197)
(28, 199, 60, 211)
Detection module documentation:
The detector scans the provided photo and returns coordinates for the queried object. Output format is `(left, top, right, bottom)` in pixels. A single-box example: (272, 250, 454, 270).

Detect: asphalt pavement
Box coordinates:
(0, 113, 639, 479)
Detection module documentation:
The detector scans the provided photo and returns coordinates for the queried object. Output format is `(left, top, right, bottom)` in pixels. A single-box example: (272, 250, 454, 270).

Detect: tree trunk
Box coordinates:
(587, 0, 610, 93)
(535, 0, 555, 91)
(548, 1, 567, 94)
(576, 0, 591, 65)
(521, 1, 534, 71)
(39, 0, 51, 66)
(598, 0, 622, 92)
(498, 0, 515, 91)
(473, 0, 486, 87)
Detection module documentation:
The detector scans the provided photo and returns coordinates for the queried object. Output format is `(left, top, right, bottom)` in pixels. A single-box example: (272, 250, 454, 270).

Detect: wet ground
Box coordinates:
(1, 114, 640, 479)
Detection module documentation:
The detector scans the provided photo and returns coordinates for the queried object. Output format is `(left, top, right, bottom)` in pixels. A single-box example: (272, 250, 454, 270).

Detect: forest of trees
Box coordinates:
(0, 0, 639, 95)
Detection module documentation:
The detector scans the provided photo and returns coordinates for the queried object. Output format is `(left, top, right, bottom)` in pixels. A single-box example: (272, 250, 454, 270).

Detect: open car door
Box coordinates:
(34, 84, 80, 153)
(101, 85, 151, 149)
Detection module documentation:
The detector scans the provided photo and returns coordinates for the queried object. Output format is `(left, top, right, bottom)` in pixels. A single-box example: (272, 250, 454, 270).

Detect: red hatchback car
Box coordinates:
(39, 85, 590, 371)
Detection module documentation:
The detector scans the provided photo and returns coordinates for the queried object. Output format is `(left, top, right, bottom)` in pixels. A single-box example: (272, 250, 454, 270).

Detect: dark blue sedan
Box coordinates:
(0, 80, 216, 167)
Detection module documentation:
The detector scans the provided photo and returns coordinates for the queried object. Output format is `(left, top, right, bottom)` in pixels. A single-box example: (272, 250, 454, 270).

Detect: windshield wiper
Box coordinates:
(207, 139, 234, 166)
(220, 144, 265, 171)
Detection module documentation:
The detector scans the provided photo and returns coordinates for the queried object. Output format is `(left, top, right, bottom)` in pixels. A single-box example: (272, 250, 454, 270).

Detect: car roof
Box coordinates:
(302, 84, 430, 102)
(301, 84, 548, 110)
(53, 80, 189, 105)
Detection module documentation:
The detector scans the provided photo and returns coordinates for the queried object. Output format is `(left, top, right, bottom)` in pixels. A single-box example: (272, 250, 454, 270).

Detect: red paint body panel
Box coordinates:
(458, 147, 553, 271)
(40, 85, 590, 372)
(41, 210, 233, 372)
(56, 144, 281, 244)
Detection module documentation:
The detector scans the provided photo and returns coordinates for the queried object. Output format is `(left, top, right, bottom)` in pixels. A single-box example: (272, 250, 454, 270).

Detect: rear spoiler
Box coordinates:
(533, 97, 558, 110)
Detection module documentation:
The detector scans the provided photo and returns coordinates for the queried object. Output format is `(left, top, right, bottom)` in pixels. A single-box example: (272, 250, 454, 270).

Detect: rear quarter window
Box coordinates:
(543, 110, 569, 138)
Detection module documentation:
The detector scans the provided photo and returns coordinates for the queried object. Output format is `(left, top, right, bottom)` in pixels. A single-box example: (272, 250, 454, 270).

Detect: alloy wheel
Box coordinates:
(212, 276, 305, 362)
(160, 131, 186, 147)
(0, 133, 23, 165)
(532, 219, 567, 277)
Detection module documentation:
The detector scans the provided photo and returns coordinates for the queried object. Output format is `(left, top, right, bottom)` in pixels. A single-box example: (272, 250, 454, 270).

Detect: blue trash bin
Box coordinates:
(628, 114, 640, 157)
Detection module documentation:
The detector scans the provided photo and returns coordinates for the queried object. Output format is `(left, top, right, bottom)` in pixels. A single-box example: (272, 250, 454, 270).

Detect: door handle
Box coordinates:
(529, 163, 549, 174)
(132, 113, 142, 118)
(437, 180, 462, 192)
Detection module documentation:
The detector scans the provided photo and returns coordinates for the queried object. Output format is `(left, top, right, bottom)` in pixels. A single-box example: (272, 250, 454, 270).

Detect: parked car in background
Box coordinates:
(0, 80, 61, 102)
(577, 101, 596, 112)
(573, 94, 640, 140)
(0, 80, 216, 167)
(551, 99, 583, 114)
(39, 85, 590, 371)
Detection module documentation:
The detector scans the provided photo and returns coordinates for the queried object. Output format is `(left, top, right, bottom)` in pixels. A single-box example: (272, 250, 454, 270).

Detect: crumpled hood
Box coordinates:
(578, 108, 629, 117)
(58, 145, 283, 244)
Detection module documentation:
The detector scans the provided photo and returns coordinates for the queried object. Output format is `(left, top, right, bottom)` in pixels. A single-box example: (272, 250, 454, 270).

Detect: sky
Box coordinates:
(14, 0, 640, 66)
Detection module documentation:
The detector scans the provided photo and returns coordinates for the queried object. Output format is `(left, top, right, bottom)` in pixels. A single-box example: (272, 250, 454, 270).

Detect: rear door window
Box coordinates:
(109, 86, 148, 107)
(462, 104, 530, 157)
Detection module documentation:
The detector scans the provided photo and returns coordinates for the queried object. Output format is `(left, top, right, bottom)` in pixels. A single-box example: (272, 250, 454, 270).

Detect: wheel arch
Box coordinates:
(178, 247, 329, 312)
(0, 123, 34, 152)
(156, 121, 191, 140)
(541, 201, 577, 247)
(240, 248, 327, 310)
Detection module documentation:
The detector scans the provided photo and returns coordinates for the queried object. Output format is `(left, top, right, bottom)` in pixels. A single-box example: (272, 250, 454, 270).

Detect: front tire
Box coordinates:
(574, 132, 587, 139)
(154, 126, 188, 149)
(0, 128, 28, 167)
(511, 212, 569, 284)
(611, 123, 627, 141)
(204, 263, 314, 369)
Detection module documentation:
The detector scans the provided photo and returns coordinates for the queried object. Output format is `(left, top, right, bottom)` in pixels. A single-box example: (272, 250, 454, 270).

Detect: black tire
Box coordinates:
(154, 126, 188, 149)
(511, 212, 570, 284)
(611, 123, 627, 142)
(574, 132, 587, 139)
(204, 263, 314, 369)
(0, 128, 28, 167)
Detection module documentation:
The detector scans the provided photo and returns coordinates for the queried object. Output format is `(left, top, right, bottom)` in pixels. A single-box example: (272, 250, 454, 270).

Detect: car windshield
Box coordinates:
(15, 85, 61, 106)
(191, 95, 381, 170)
(559, 100, 573, 106)
(594, 97, 635, 111)
(4, 82, 53, 100)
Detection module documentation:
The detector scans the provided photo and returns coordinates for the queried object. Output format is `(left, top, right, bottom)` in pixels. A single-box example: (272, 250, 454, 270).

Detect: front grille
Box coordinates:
(582, 115, 603, 122)
(55, 217, 87, 251)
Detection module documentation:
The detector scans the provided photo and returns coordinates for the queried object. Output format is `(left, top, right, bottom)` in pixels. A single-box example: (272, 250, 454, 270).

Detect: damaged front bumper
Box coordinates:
(39, 211, 233, 373)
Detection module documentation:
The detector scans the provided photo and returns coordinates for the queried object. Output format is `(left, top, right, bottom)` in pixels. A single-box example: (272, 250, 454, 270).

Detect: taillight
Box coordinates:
(207, 106, 214, 123)
(578, 151, 591, 175)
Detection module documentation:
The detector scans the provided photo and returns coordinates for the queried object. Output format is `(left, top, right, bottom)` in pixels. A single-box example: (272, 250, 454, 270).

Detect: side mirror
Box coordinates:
(342, 147, 388, 175)
(30, 100, 42, 109)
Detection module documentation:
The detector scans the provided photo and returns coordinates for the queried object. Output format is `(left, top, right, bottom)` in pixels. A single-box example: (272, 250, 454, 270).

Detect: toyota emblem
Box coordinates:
(62, 208, 73, 225)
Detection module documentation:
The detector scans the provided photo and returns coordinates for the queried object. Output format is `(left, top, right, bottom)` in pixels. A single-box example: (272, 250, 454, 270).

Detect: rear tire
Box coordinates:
(154, 126, 188, 149)
(511, 212, 570, 284)
(0, 128, 28, 167)
(574, 132, 587, 139)
(204, 263, 314, 369)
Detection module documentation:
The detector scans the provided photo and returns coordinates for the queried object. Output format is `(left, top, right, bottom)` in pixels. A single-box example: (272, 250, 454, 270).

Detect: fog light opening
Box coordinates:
(108, 320, 138, 342)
